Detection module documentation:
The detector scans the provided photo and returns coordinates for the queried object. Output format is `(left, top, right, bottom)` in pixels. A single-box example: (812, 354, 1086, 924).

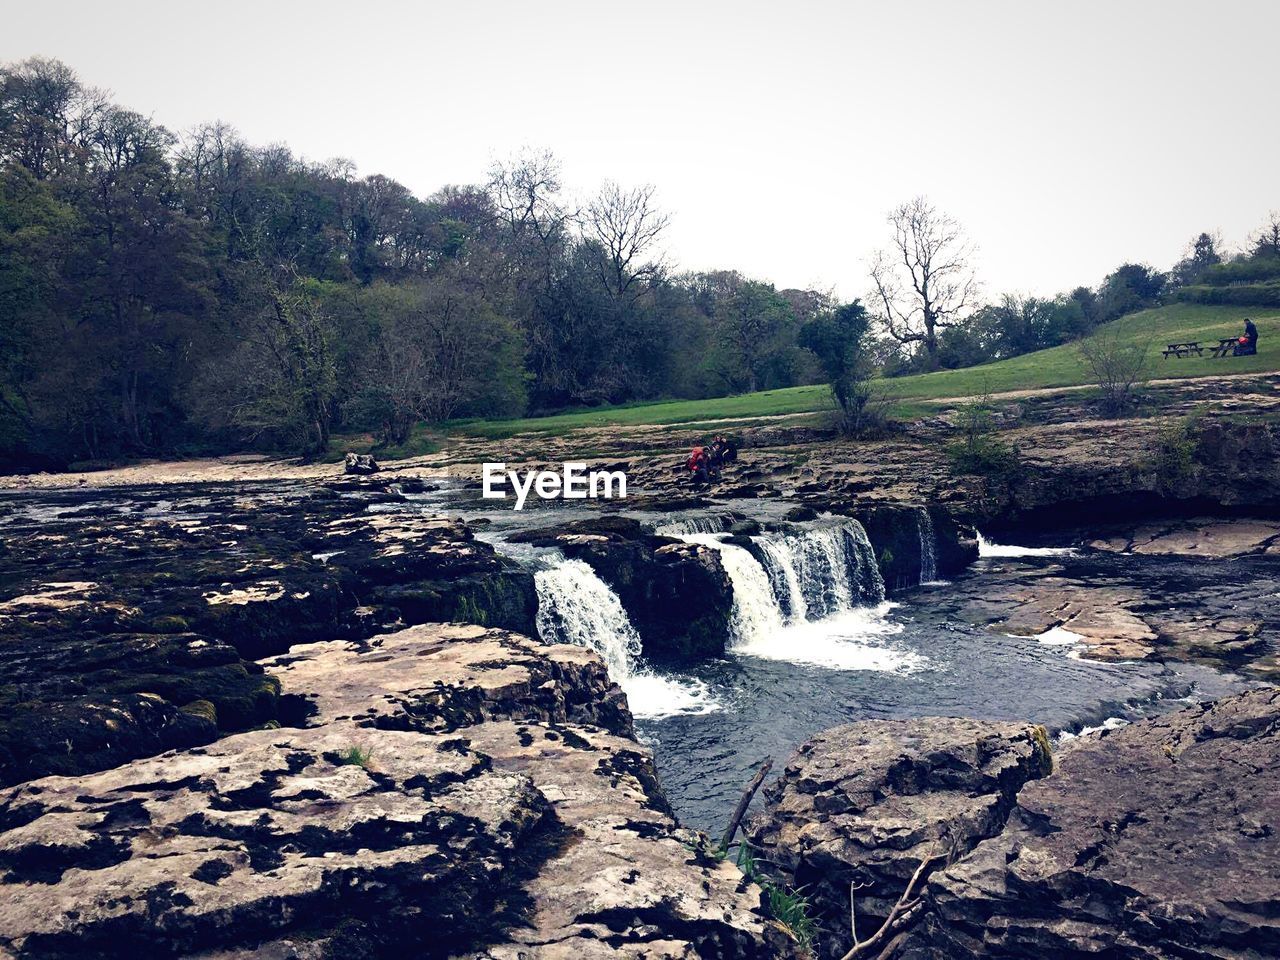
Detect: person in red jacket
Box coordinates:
(686, 445, 712, 484)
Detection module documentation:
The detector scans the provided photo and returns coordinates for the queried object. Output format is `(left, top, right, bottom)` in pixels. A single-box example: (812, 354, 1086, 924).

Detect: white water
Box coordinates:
(655, 513, 735, 536)
(682, 533, 787, 641)
(917, 507, 938, 584)
(677, 521, 912, 673)
(977, 532, 1077, 558)
(534, 558, 717, 719)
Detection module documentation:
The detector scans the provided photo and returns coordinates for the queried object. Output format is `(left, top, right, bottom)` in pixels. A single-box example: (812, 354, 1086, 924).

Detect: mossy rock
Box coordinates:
(180, 699, 218, 726)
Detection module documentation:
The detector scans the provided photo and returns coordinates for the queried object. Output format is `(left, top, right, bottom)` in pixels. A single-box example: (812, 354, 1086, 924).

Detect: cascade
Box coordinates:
(679, 518, 886, 645)
(917, 507, 938, 584)
(654, 513, 736, 536)
(534, 556, 716, 718)
(681, 533, 786, 645)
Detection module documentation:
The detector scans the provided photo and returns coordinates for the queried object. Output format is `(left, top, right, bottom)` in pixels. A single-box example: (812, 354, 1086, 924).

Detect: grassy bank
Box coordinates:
(440, 305, 1277, 441)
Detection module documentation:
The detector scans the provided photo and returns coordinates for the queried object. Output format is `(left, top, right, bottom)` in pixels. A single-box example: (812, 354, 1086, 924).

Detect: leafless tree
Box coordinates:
(1079, 326, 1151, 415)
(868, 197, 980, 364)
(487, 148, 571, 250)
(585, 180, 671, 301)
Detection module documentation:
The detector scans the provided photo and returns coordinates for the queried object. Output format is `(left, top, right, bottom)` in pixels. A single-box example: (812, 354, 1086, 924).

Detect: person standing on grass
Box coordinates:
(1236, 318, 1259, 356)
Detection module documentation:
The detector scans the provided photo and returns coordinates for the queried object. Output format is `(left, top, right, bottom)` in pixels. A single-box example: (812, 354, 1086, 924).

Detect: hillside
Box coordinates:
(448, 304, 1278, 440)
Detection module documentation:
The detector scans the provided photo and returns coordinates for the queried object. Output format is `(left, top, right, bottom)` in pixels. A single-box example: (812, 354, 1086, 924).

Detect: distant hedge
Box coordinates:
(1172, 282, 1280, 306)
(1198, 256, 1280, 285)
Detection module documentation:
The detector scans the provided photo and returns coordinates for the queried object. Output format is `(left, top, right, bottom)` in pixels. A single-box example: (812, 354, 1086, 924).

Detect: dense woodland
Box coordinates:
(2, 56, 1279, 469)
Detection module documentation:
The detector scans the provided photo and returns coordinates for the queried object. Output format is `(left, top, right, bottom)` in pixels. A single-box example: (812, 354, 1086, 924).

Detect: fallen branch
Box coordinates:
(720, 758, 773, 852)
(840, 834, 956, 960)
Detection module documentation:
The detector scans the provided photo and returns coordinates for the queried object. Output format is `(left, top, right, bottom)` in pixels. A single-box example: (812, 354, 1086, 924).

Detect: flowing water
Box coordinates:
(917, 507, 938, 584)
(400, 483, 1253, 835)
(533, 555, 717, 719)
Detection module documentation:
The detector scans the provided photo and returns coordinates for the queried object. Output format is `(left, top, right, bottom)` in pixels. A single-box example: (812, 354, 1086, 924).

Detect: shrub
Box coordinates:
(1079, 327, 1151, 415)
(1171, 283, 1280, 307)
(946, 397, 1022, 482)
(1150, 415, 1201, 490)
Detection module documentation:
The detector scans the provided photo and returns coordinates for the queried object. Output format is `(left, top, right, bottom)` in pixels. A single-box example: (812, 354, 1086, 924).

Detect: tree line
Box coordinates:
(3, 56, 1278, 467)
(0, 57, 833, 467)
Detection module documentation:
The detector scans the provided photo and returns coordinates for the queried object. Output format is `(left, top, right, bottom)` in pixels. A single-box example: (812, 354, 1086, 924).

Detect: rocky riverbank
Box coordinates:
(0, 623, 796, 959)
(747, 688, 1280, 959)
(2, 379, 1278, 958)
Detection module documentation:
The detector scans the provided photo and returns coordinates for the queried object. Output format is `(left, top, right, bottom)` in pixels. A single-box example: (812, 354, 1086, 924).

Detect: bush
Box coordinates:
(1079, 327, 1151, 415)
(1171, 282, 1280, 307)
(1150, 415, 1201, 490)
(946, 397, 1022, 482)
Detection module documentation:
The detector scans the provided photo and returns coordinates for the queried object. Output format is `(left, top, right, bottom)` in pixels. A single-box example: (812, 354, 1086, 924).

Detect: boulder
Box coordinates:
(0, 485, 535, 783)
(747, 717, 1053, 958)
(0, 723, 555, 959)
(511, 517, 734, 661)
(901, 688, 1280, 959)
(343, 452, 379, 475)
(264, 623, 633, 737)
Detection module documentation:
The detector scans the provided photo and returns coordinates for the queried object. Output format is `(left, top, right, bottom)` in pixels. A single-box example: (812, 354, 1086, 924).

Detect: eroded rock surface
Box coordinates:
(0, 622, 794, 958)
(264, 623, 632, 737)
(0, 723, 554, 959)
(0, 485, 535, 784)
(903, 688, 1280, 959)
(747, 718, 1053, 959)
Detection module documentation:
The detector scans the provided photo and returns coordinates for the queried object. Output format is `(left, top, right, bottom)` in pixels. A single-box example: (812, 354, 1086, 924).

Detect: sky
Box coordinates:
(4, 0, 1278, 300)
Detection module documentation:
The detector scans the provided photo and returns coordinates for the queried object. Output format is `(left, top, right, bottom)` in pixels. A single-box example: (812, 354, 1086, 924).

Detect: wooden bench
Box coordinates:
(1162, 341, 1203, 358)
(1210, 337, 1242, 358)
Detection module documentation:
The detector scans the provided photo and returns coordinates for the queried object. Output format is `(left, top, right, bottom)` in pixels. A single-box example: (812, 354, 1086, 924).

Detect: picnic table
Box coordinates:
(1162, 341, 1203, 358)
(1210, 337, 1242, 358)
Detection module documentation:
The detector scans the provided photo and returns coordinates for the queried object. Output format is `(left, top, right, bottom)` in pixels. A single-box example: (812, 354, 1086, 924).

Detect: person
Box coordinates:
(686, 445, 712, 485)
(1243, 317, 1259, 355)
(710, 434, 737, 466)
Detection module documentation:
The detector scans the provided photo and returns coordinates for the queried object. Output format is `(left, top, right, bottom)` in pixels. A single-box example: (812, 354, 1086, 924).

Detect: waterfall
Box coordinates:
(678, 521, 908, 671)
(654, 513, 735, 537)
(682, 533, 786, 644)
(679, 518, 886, 647)
(916, 507, 938, 584)
(534, 556, 716, 718)
(753, 536, 808, 622)
(535, 558, 642, 677)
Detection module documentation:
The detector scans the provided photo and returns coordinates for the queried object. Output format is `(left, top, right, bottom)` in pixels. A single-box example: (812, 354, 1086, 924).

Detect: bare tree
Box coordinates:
(585, 180, 671, 301)
(868, 197, 980, 365)
(1079, 326, 1151, 415)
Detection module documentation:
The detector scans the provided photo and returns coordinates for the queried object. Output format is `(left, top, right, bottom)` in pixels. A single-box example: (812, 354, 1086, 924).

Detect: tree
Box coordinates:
(353, 276, 525, 445)
(798, 301, 882, 434)
(869, 197, 980, 367)
(585, 181, 669, 302)
(1098, 263, 1165, 321)
(1079, 326, 1151, 415)
(1170, 231, 1223, 287)
(1251, 212, 1280, 259)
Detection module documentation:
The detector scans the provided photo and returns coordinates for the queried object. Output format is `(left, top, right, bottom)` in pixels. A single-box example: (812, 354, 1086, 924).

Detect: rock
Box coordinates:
(264, 623, 633, 737)
(0, 723, 556, 958)
(456, 721, 795, 959)
(0, 485, 535, 783)
(1090, 517, 1280, 558)
(902, 688, 1280, 959)
(343, 452, 379, 475)
(747, 718, 1053, 959)
(510, 517, 734, 661)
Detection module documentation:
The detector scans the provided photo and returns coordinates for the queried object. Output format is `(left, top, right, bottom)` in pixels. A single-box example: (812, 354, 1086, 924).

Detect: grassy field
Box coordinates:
(444, 304, 1278, 440)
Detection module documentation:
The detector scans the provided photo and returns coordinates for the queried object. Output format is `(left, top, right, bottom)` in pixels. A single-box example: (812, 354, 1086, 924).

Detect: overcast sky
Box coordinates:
(5, 0, 1277, 300)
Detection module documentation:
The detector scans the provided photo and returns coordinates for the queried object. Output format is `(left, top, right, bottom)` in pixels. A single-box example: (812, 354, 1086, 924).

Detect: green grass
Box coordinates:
(434, 304, 1278, 442)
(335, 745, 375, 769)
